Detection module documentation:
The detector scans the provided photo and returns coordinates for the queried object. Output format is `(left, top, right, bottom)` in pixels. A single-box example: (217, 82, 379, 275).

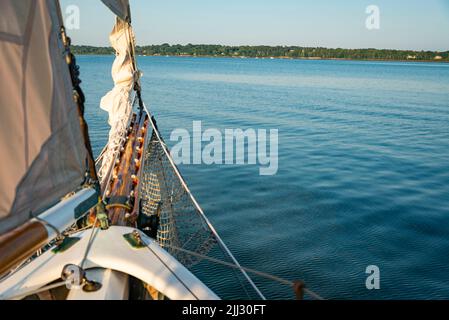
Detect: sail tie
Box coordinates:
(32, 215, 62, 240)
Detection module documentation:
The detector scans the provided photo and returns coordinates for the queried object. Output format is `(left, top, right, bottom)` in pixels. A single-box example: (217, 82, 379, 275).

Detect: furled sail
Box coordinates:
(0, 0, 89, 236)
(97, 15, 138, 184)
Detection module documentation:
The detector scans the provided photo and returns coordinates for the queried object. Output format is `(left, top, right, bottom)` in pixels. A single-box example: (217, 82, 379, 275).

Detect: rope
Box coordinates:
(64, 224, 94, 236)
(80, 216, 99, 270)
(105, 203, 132, 211)
(95, 145, 108, 165)
(157, 242, 325, 300)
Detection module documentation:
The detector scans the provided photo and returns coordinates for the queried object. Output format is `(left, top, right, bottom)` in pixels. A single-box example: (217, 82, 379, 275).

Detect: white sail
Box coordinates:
(0, 0, 89, 236)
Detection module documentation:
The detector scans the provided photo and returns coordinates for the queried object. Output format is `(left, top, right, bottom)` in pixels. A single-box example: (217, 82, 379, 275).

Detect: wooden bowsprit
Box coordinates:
(104, 112, 149, 226)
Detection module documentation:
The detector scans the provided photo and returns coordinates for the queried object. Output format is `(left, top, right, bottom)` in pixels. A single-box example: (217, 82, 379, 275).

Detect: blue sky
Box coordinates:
(60, 0, 449, 51)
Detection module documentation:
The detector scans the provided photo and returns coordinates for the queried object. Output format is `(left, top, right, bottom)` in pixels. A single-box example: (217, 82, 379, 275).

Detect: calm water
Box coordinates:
(79, 55, 449, 299)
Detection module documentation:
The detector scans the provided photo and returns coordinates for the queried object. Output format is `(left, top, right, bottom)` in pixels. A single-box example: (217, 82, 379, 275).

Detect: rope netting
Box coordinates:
(140, 130, 216, 265)
(138, 113, 265, 299)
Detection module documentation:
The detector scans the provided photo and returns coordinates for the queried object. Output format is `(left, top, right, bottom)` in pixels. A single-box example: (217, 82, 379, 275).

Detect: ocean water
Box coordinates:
(79, 55, 449, 300)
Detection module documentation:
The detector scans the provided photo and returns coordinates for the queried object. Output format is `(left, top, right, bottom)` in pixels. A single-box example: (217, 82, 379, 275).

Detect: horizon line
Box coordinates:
(72, 43, 449, 53)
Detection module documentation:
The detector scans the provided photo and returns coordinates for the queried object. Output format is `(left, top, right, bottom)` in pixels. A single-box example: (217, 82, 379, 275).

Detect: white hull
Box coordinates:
(0, 226, 219, 300)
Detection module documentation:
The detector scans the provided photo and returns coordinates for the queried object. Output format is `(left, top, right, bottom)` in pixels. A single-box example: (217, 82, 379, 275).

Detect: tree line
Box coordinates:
(71, 44, 449, 61)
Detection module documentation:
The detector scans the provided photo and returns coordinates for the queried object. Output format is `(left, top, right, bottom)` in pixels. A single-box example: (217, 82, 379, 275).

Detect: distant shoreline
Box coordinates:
(72, 44, 449, 63)
(76, 53, 449, 64)
(143, 54, 449, 64)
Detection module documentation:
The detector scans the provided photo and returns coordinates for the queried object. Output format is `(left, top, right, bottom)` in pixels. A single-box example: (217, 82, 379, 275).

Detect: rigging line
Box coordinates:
(2, 280, 67, 300)
(144, 242, 199, 300)
(142, 102, 266, 300)
(80, 216, 99, 270)
(95, 145, 108, 165)
(65, 224, 94, 236)
(0, 254, 36, 282)
(160, 243, 325, 301)
(226, 249, 253, 299)
(122, 18, 143, 112)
